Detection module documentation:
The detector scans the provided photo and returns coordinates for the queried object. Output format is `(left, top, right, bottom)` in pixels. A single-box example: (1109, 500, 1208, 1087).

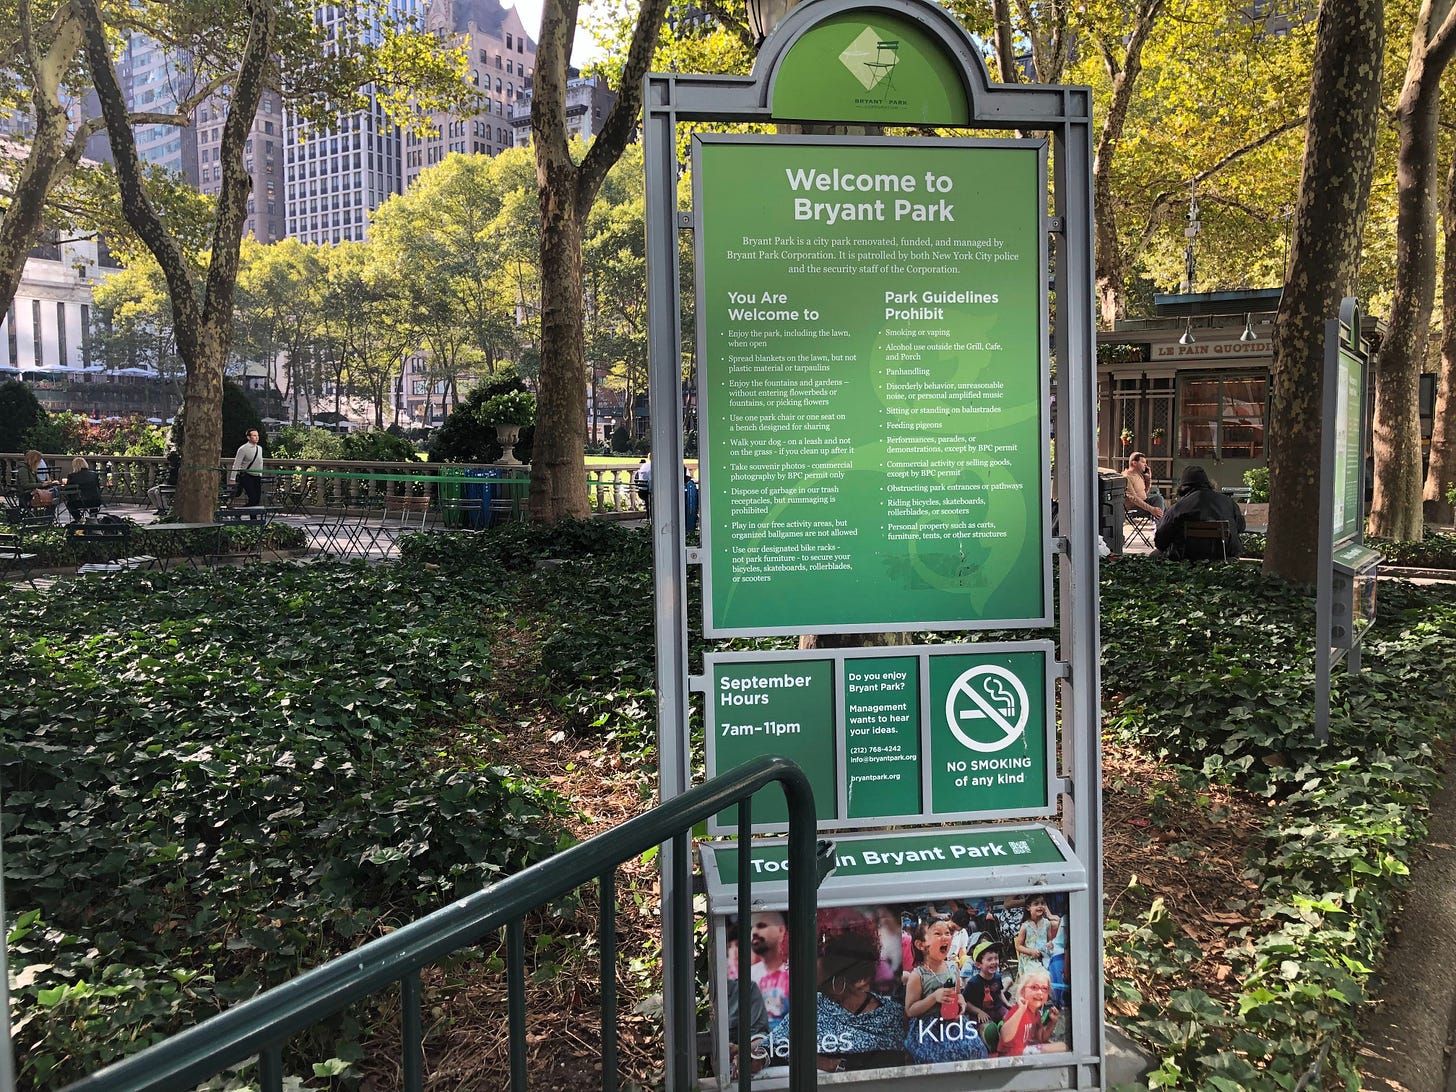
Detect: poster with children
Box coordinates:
(716, 893, 1072, 1080)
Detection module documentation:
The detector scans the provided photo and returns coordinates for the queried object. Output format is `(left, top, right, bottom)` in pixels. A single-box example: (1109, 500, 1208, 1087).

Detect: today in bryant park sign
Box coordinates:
(695, 136, 1052, 637)
(703, 644, 1056, 832)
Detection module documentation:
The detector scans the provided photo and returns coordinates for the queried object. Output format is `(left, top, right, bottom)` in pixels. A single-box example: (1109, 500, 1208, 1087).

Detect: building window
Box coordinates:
(80, 304, 90, 365)
(506, 32, 513, 48)
(32, 300, 43, 366)
(56, 302, 66, 367)
(5, 304, 16, 367)
(1177, 373, 1268, 461)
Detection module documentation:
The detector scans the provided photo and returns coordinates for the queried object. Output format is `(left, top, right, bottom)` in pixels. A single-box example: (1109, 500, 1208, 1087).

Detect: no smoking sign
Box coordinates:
(944, 665, 1029, 753)
(928, 648, 1051, 815)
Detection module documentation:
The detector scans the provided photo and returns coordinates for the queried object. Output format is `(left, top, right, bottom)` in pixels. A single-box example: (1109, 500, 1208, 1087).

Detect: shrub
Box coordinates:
(271, 425, 345, 461)
(0, 380, 47, 452)
(429, 370, 535, 464)
(340, 428, 417, 463)
(480, 389, 536, 426)
(1244, 465, 1270, 503)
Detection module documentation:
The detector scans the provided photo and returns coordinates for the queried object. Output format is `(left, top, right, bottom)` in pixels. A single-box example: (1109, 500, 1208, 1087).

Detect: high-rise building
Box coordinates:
(508, 74, 616, 149)
(284, 0, 425, 244)
(403, 0, 537, 189)
(118, 35, 199, 183)
(194, 90, 287, 243)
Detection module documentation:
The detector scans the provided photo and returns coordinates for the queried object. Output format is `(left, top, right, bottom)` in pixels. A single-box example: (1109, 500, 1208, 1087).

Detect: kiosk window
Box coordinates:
(1177, 373, 1268, 460)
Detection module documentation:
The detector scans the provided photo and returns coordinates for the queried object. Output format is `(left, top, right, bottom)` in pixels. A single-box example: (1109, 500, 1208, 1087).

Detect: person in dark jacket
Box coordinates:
(61, 457, 104, 521)
(1154, 465, 1245, 561)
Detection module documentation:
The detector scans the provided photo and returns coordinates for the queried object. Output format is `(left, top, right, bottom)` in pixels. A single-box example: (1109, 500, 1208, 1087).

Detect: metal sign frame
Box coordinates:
(643, 1, 1103, 1086)
(1314, 297, 1377, 744)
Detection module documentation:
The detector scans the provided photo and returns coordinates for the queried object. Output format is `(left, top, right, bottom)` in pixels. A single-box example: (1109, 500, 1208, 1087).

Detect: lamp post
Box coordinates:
(1180, 182, 1200, 295)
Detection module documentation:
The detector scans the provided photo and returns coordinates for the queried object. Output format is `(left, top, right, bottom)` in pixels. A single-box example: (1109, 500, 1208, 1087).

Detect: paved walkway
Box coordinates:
(1358, 753, 1456, 1091)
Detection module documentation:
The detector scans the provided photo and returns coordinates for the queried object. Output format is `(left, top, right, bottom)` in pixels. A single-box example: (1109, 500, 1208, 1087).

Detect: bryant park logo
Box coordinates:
(839, 27, 910, 109)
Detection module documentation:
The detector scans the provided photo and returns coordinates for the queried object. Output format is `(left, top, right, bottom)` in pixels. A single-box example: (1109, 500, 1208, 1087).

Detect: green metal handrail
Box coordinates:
(64, 755, 821, 1092)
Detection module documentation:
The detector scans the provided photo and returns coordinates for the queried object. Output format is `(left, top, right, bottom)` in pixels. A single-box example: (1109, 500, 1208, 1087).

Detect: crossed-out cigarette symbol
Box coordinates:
(944, 665, 1029, 753)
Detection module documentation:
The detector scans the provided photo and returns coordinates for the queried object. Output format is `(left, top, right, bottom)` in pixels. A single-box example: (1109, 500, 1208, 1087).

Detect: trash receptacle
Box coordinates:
(1098, 470, 1126, 555)
(438, 467, 467, 528)
(463, 467, 496, 530)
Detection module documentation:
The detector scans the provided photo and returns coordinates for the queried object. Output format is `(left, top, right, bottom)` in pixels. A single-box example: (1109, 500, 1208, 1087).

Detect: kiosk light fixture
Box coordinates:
(1240, 313, 1258, 342)
(1179, 319, 1197, 346)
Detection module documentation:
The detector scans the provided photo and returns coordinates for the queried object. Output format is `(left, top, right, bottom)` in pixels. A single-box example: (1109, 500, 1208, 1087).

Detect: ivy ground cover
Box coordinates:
(2, 560, 571, 1086)
(1101, 559, 1456, 1089)
(8, 526, 1456, 1090)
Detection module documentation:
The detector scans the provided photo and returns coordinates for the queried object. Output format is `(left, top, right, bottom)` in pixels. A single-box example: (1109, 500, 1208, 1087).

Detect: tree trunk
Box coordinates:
(80, 0, 272, 522)
(531, 0, 669, 520)
(179, 334, 226, 519)
(1423, 147, 1456, 525)
(991, 0, 1019, 82)
(1263, 0, 1384, 584)
(1369, 0, 1456, 540)
(532, 182, 593, 518)
(1091, 0, 1164, 328)
(0, 1, 85, 319)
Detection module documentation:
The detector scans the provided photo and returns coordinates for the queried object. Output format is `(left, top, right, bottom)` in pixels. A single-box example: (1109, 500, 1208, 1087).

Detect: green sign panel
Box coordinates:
(696, 137, 1049, 635)
(712, 659, 837, 826)
(928, 649, 1050, 814)
(845, 656, 921, 818)
(705, 825, 1066, 887)
(1332, 346, 1363, 545)
(772, 12, 970, 126)
(705, 644, 1053, 831)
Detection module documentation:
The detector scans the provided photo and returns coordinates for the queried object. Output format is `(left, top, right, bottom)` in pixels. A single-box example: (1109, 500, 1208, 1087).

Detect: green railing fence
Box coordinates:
(62, 755, 822, 1092)
(0, 454, 656, 518)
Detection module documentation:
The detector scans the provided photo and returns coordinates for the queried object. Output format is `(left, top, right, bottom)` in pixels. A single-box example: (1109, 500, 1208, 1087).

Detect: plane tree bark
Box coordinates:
(1423, 142, 1456, 525)
(1091, 0, 1165, 327)
(0, 0, 218, 321)
(1263, 0, 1384, 584)
(79, 0, 274, 522)
(529, 0, 670, 520)
(1369, 0, 1456, 540)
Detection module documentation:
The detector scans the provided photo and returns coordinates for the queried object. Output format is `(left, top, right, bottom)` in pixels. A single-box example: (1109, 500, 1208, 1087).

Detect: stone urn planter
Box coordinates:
(495, 423, 523, 465)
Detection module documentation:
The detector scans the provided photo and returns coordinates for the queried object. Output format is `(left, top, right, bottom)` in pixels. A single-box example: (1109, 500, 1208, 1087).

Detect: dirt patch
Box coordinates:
(1102, 738, 1266, 1014)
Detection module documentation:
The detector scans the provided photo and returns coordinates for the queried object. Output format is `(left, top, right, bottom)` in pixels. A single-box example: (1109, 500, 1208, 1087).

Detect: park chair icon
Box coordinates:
(864, 40, 899, 95)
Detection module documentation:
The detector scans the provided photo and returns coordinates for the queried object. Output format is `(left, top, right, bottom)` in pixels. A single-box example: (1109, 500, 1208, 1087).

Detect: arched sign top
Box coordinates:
(754, 0, 990, 126)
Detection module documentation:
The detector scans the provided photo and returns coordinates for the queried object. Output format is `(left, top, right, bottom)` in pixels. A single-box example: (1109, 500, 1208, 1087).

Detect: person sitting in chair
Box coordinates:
(1154, 465, 1245, 561)
(18, 449, 58, 510)
(1122, 452, 1163, 519)
(61, 457, 104, 522)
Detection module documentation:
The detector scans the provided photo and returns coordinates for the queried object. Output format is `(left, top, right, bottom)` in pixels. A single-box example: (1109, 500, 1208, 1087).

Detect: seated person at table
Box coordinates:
(17, 449, 58, 509)
(1122, 451, 1163, 519)
(61, 457, 104, 521)
(1154, 465, 1245, 561)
